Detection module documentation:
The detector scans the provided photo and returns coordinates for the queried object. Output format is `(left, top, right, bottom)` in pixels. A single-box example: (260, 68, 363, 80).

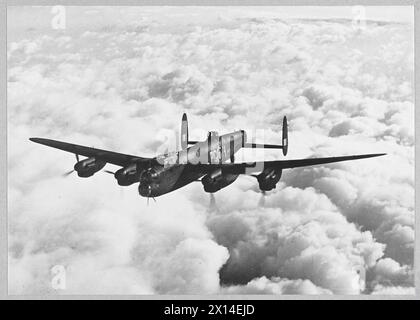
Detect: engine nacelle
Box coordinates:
(257, 168, 282, 191)
(114, 163, 139, 186)
(201, 169, 239, 193)
(74, 157, 106, 178)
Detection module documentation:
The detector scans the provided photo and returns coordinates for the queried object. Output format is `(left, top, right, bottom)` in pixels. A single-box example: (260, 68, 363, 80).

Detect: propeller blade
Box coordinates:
(206, 193, 220, 213)
(62, 169, 75, 177)
(209, 193, 216, 208)
(104, 170, 115, 175)
(259, 190, 267, 207)
(75, 154, 79, 162)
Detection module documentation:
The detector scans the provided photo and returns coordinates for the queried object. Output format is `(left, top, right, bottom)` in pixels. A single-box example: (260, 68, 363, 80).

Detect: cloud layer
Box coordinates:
(8, 7, 414, 295)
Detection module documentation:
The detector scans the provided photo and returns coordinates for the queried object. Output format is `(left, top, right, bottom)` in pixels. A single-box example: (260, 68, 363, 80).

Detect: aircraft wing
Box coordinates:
(29, 138, 152, 167)
(189, 153, 386, 175)
(253, 153, 387, 171)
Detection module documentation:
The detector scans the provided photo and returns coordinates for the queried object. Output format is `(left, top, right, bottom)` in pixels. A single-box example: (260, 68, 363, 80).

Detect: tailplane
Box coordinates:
(243, 116, 288, 156)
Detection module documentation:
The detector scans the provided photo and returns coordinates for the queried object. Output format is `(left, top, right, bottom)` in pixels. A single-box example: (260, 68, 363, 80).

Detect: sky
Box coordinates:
(7, 6, 414, 295)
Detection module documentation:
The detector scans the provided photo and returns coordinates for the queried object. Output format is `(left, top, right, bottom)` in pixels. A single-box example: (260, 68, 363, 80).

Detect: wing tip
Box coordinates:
(29, 137, 57, 146)
(29, 137, 51, 144)
(348, 153, 386, 160)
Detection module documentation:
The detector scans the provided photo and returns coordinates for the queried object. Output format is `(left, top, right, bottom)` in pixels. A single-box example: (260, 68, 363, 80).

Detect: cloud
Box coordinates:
(207, 186, 385, 294)
(371, 285, 415, 295)
(8, 7, 414, 295)
(221, 276, 332, 295)
(9, 175, 229, 294)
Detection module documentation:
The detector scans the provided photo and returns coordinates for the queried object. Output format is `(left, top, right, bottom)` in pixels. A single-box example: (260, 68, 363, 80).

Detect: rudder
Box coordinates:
(282, 116, 288, 156)
(181, 113, 189, 150)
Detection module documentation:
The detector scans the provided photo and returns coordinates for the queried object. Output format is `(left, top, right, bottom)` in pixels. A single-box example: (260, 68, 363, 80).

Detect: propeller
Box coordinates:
(62, 169, 74, 177)
(146, 185, 156, 206)
(62, 154, 80, 177)
(250, 174, 268, 206)
(207, 193, 220, 213)
(209, 193, 216, 207)
(258, 190, 266, 207)
(62, 169, 75, 177)
(146, 196, 156, 206)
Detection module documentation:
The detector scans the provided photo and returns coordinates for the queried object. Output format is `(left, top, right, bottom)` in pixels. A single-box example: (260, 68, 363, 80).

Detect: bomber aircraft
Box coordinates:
(30, 114, 385, 202)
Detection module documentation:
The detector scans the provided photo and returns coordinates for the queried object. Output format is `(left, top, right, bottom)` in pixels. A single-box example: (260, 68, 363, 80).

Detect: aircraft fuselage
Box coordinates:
(138, 130, 246, 197)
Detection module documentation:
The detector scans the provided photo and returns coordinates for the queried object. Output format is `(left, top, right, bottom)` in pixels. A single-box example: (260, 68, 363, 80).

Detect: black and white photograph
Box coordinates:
(6, 5, 415, 296)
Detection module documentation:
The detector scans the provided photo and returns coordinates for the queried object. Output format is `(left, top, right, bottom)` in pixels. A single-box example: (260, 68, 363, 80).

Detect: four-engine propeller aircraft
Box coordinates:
(30, 114, 385, 201)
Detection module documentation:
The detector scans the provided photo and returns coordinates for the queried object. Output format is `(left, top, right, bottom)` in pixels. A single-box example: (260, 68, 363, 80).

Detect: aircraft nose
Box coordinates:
(138, 181, 158, 197)
(138, 180, 148, 196)
(138, 168, 160, 197)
